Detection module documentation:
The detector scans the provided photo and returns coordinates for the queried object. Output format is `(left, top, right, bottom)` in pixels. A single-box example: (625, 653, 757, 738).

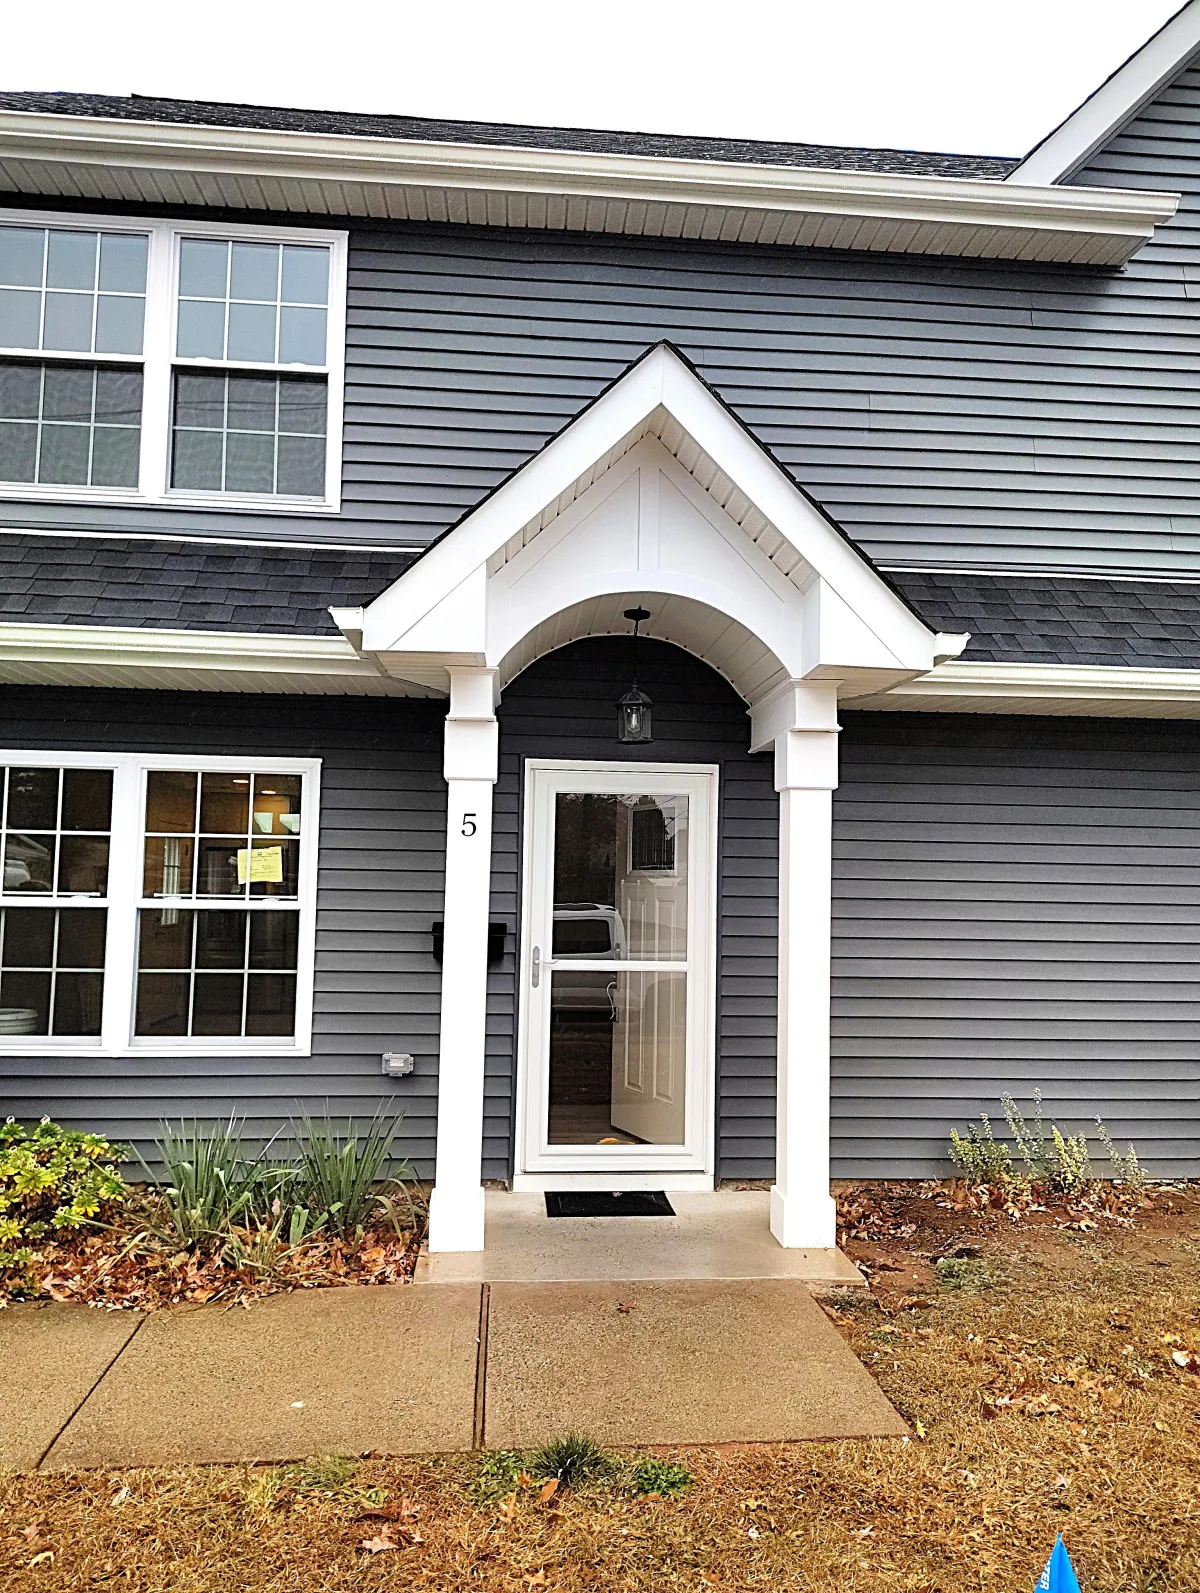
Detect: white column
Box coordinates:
(427, 666, 499, 1253)
(749, 681, 840, 1250)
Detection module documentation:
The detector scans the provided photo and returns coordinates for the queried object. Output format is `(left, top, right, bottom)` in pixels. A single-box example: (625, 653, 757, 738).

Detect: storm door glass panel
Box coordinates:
(550, 793, 688, 962)
(546, 790, 689, 1147)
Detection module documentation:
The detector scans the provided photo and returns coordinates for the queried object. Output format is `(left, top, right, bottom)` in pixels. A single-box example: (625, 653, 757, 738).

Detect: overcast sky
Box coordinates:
(3, 1, 1185, 158)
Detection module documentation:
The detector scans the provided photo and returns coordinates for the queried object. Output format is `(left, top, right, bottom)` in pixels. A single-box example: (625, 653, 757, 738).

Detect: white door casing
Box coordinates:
(516, 759, 717, 1184)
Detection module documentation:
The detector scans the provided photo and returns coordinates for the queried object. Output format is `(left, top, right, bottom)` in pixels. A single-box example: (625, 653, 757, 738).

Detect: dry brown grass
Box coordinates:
(2, 1194, 1198, 1592)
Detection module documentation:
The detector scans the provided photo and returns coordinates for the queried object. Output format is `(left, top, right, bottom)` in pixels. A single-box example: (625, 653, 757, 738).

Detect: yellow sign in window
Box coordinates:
(237, 845, 283, 885)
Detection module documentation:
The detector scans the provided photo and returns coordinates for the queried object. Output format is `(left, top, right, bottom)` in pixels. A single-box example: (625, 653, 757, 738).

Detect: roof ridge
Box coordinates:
(0, 89, 1021, 180)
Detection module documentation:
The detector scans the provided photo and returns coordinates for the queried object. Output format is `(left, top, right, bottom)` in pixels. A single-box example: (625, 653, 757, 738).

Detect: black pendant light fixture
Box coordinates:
(616, 606, 653, 743)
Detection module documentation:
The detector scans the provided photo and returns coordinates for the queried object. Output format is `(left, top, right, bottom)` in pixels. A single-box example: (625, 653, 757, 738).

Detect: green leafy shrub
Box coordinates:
(0, 1116, 127, 1281)
(1095, 1117, 1148, 1194)
(948, 1089, 1143, 1202)
(470, 1450, 527, 1501)
(948, 1115, 1016, 1186)
(1002, 1091, 1092, 1198)
(626, 1457, 693, 1496)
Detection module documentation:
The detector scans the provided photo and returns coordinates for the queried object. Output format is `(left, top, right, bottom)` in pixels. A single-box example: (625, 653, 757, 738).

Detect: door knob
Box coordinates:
(531, 945, 541, 987)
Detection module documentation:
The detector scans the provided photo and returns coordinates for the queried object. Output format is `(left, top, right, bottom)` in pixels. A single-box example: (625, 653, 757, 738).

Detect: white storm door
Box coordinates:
(517, 760, 716, 1177)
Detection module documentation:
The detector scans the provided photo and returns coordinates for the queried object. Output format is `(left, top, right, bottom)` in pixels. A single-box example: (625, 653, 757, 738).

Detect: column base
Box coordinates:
(427, 1182, 487, 1252)
(769, 1184, 838, 1249)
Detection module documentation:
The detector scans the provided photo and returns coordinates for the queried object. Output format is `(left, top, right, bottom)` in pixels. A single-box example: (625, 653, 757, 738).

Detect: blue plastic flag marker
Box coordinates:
(1035, 1534, 1081, 1593)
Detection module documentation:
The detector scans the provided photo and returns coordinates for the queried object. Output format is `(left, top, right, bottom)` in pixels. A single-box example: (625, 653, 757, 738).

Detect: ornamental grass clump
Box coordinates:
(0, 1115, 127, 1284)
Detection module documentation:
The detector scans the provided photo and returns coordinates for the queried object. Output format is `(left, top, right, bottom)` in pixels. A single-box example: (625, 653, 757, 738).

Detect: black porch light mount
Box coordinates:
(616, 606, 653, 743)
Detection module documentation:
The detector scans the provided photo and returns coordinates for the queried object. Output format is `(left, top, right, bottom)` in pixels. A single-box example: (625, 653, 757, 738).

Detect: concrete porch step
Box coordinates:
(417, 1189, 865, 1288)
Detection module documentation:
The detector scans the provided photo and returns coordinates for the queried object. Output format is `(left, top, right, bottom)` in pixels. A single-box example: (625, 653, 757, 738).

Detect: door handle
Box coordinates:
(531, 945, 541, 988)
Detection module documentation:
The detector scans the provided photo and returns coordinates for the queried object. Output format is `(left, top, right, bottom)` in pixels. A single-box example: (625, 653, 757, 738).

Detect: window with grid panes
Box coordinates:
(136, 770, 303, 1038)
(0, 224, 146, 489)
(0, 766, 112, 1037)
(0, 211, 343, 505)
(170, 238, 331, 497)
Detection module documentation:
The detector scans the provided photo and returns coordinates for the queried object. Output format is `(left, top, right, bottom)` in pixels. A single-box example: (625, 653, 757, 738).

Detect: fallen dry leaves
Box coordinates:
(2, 1185, 1198, 1592)
(2, 1190, 420, 1310)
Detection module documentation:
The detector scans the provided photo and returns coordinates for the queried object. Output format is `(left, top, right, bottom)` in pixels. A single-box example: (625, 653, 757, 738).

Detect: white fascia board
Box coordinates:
(881, 658, 1200, 709)
(0, 109, 1177, 266)
(1011, 1, 1200, 184)
(0, 621, 390, 683)
(360, 354, 669, 650)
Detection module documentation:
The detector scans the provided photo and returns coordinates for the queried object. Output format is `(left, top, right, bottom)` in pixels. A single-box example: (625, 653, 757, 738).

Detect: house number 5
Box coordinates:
(461, 813, 478, 836)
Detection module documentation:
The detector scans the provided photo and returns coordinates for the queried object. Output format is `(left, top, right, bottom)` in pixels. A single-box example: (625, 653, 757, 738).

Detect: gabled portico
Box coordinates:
(335, 343, 966, 1256)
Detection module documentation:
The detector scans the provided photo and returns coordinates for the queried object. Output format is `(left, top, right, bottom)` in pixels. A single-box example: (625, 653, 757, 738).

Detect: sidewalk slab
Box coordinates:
(483, 1279, 906, 1448)
(0, 1303, 142, 1471)
(42, 1283, 481, 1469)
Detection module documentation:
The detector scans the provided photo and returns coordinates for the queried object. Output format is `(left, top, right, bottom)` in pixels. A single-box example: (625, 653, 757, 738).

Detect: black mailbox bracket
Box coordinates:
(431, 920, 508, 967)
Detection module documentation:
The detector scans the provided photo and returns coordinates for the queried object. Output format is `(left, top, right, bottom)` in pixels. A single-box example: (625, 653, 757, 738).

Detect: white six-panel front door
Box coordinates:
(516, 760, 717, 1183)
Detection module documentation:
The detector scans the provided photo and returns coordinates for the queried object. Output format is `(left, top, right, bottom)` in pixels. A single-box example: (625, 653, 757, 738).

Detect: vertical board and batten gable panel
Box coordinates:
(486, 637, 779, 1182)
(0, 688, 449, 1172)
(831, 713, 1200, 1180)
(0, 70, 1197, 577)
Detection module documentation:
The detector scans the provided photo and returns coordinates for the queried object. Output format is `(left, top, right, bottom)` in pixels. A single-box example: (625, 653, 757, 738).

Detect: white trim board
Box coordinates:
(0, 109, 1177, 268)
(1011, 0, 1200, 184)
(859, 659, 1200, 718)
(0, 622, 432, 696)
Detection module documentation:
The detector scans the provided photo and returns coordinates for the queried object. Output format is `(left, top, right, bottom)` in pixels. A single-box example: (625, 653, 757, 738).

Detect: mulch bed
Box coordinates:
(3, 1181, 1199, 1590)
(2, 1190, 422, 1311)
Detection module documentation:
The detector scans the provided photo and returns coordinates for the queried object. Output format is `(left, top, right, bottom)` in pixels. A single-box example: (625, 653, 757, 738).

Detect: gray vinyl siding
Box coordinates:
(1, 684, 1198, 1183)
(0, 688, 448, 1173)
(1, 58, 1199, 574)
(484, 638, 778, 1182)
(832, 713, 1200, 1180)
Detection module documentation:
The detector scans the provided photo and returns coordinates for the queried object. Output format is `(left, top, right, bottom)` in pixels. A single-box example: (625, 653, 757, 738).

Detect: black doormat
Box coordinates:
(545, 1190, 675, 1218)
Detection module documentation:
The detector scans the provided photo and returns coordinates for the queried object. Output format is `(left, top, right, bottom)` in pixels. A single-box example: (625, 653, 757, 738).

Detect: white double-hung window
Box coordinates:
(0, 209, 346, 510)
(0, 753, 319, 1055)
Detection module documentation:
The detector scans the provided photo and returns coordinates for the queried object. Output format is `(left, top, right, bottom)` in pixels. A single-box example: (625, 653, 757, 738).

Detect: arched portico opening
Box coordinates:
(487, 634, 778, 1200)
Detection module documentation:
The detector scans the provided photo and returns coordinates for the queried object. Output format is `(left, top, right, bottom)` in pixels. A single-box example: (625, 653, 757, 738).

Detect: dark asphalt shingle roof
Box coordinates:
(888, 569, 1200, 670)
(1, 537, 1197, 670)
(0, 92, 1020, 181)
(0, 533, 418, 635)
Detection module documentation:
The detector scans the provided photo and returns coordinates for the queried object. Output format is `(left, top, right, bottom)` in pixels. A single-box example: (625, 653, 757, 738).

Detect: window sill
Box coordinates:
(0, 482, 340, 515)
(0, 1039, 312, 1058)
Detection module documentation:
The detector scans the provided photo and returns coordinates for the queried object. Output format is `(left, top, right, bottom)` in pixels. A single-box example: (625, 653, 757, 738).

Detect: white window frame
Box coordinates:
(0, 206, 347, 514)
(0, 750, 320, 1058)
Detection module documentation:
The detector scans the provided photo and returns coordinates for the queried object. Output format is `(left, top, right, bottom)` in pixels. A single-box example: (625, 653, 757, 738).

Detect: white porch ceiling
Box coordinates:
(495, 589, 787, 703)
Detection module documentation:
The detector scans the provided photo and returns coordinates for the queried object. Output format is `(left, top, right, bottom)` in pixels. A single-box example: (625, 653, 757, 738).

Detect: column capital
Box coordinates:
(747, 678, 839, 751)
(773, 727, 839, 793)
(444, 666, 499, 783)
(447, 665, 499, 719)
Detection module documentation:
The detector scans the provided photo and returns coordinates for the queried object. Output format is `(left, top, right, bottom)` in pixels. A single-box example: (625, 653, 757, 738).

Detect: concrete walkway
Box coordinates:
(1, 1278, 904, 1470)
